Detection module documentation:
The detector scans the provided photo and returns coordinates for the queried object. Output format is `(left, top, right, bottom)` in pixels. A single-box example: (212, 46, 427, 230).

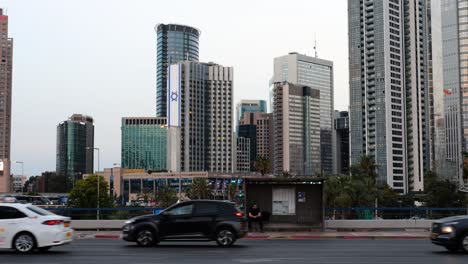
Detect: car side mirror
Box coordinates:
(161, 211, 170, 218)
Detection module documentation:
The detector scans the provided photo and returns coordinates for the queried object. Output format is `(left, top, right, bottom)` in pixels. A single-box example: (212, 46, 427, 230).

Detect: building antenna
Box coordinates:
(314, 33, 318, 58)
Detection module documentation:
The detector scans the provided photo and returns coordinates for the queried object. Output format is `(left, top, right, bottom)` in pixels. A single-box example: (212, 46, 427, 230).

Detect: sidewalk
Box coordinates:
(75, 230, 430, 240)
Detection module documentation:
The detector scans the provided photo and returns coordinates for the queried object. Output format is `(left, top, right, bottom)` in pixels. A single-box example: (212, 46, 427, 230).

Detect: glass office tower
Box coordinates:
(155, 24, 200, 117)
(56, 114, 94, 191)
(121, 117, 167, 171)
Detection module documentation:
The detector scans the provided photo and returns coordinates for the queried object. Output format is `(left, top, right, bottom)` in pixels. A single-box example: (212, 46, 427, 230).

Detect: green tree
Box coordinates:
(226, 182, 238, 201)
(155, 184, 178, 208)
(255, 156, 271, 176)
(68, 174, 113, 208)
(424, 171, 466, 208)
(187, 178, 212, 200)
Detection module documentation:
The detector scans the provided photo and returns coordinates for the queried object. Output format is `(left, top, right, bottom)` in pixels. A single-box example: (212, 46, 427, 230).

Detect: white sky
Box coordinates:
(3, 0, 349, 176)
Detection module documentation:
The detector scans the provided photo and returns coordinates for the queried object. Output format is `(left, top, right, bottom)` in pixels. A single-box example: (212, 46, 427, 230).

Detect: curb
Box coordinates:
(81, 234, 428, 240)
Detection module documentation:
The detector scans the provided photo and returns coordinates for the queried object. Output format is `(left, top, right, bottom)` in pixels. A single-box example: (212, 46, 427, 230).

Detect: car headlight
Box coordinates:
(441, 226, 453, 234)
(124, 220, 134, 225)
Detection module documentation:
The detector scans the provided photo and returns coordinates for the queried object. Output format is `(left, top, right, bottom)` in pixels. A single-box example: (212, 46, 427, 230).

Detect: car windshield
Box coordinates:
(26, 205, 55, 216)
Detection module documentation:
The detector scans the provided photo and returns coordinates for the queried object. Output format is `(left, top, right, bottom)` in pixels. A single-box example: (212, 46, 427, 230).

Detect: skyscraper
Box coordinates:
(235, 100, 267, 128)
(0, 9, 13, 193)
(348, 0, 430, 193)
(56, 114, 94, 191)
(272, 53, 335, 175)
(238, 124, 257, 171)
(272, 82, 321, 176)
(429, 0, 468, 189)
(334, 111, 350, 175)
(236, 137, 251, 172)
(155, 24, 200, 117)
(239, 112, 272, 169)
(167, 62, 234, 173)
(121, 117, 167, 171)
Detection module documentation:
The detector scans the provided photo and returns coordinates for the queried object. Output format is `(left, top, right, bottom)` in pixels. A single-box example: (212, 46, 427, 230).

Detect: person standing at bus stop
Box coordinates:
(248, 204, 263, 232)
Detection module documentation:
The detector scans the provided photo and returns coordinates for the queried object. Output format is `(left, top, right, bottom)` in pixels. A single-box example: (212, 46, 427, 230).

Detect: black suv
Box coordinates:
(122, 200, 247, 247)
(431, 215, 468, 252)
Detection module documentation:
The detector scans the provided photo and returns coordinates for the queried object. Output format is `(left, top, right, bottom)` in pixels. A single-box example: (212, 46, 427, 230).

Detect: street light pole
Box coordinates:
(88, 147, 100, 220)
(95, 147, 100, 220)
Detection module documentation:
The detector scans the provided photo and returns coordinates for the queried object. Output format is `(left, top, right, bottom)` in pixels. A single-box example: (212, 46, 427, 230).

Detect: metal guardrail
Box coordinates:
(41, 206, 468, 220)
(325, 207, 468, 220)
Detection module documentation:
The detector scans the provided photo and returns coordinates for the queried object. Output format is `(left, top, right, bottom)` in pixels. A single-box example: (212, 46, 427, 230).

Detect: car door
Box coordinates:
(159, 203, 195, 237)
(0, 206, 28, 248)
(192, 202, 218, 236)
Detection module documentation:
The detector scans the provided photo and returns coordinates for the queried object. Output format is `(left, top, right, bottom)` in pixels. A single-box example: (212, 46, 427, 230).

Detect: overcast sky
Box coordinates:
(3, 0, 349, 176)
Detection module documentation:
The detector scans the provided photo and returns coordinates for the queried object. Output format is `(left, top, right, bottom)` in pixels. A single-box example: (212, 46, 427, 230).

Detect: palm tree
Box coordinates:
(154, 184, 178, 208)
(136, 189, 154, 206)
(255, 156, 271, 176)
(187, 178, 212, 200)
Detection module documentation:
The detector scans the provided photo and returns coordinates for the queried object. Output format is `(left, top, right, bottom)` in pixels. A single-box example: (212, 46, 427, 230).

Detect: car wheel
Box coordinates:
(136, 229, 157, 247)
(13, 233, 36, 253)
(461, 233, 468, 253)
(445, 245, 459, 252)
(216, 228, 236, 247)
(38, 246, 52, 252)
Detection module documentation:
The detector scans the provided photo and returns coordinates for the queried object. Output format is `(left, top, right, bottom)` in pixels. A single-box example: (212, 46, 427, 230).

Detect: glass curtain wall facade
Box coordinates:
(56, 114, 94, 191)
(121, 117, 167, 171)
(155, 24, 200, 117)
(430, 0, 468, 189)
(235, 100, 267, 128)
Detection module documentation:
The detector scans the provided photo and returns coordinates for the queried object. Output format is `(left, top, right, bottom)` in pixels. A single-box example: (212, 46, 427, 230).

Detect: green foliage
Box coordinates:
(255, 156, 271, 176)
(155, 184, 178, 208)
(278, 170, 292, 178)
(68, 174, 113, 208)
(226, 182, 238, 201)
(186, 178, 212, 200)
(423, 171, 466, 208)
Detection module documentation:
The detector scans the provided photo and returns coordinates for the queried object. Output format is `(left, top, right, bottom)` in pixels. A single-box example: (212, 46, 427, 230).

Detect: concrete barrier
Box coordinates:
(325, 220, 432, 230)
(72, 220, 126, 230)
(71, 219, 433, 230)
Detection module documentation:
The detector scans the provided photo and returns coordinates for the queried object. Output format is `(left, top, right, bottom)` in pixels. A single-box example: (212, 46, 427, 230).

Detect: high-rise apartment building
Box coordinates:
(0, 9, 13, 193)
(167, 62, 234, 173)
(272, 82, 321, 176)
(348, 0, 430, 193)
(155, 24, 200, 117)
(236, 137, 251, 172)
(56, 114, 94, 191)
(235, 100, 267, 127)
(121, 117, 167, 171)
(429, 0, 468, 189)
(272, 53, 335, 175)
(334, 111, 350, 174)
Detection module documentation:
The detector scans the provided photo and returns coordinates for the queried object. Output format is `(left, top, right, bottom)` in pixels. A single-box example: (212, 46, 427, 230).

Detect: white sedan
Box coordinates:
(0, 202, 73, 253)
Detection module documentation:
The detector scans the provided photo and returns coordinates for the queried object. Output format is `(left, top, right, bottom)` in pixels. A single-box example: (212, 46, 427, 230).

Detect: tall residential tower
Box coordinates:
(348, 0, 430, 193)
(0, 9, 13, 193)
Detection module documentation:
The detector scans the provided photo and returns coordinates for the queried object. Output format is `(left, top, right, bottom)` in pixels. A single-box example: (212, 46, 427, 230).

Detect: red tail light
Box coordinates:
(235, 212, 244, 217)
(42, 220, 64, 225)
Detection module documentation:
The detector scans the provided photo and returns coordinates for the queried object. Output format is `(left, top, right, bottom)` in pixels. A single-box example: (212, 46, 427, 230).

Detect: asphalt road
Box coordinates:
(0, 239, 466, 264)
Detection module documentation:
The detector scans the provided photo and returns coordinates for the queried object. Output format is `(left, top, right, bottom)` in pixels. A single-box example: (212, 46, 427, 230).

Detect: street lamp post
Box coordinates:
(87, 147, 100, 220)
